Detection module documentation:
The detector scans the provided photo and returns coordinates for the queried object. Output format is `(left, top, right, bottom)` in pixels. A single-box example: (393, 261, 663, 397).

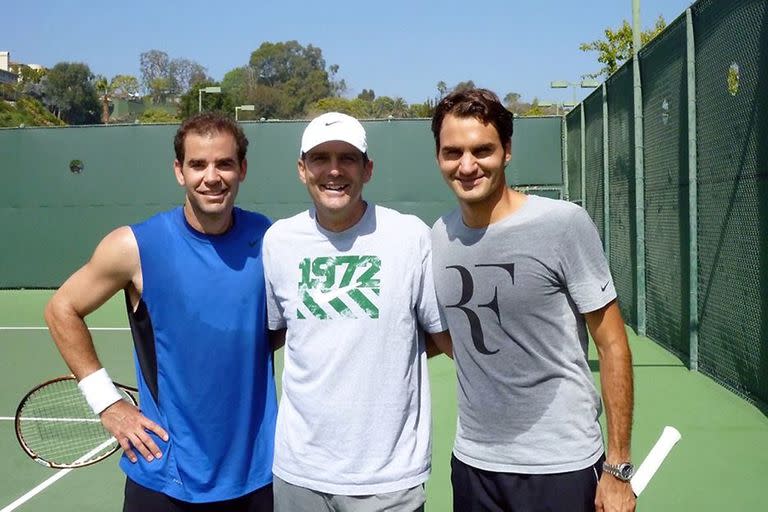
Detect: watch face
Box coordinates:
(619, 464, 634, 479)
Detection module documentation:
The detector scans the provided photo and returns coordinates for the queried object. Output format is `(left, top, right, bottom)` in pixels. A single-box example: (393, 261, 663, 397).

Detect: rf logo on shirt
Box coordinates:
(298, 256, 381, 319)
(445, 263, 515, 355)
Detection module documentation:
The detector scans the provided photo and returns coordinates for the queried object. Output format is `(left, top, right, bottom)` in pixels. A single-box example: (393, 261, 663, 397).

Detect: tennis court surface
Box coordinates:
(1, 290, 766, 511)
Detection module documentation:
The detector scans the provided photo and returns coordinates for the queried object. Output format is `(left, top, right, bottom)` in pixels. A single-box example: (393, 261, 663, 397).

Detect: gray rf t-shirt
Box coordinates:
(431, 195, 617, 474)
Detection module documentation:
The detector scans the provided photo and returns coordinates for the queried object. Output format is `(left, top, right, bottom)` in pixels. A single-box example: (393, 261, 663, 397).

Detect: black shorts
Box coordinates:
(123, 478, 273, 512)
(451, 453, 605, 512)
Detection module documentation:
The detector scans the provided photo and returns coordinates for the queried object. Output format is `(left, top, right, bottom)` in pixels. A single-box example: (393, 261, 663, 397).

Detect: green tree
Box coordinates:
(140, 50, 170, 102)
(436, 81, 448, 99)
(408, 99, 434, 118)
(580, 15, 666, 78)
(219, 67, 288, 120)
(371, 96, 395, 118)
(177, 81, 228, 120)
(308, 97, 372, 119)
(110, 74, 140, 99)
(452, 80, 476, 93)
(3, 65, 45, 102)
(169, 58, 209, 95)
(43, 62, 100, 124)
(357, 89, 375, 101)
(140, 50, 209, 101)
(390, 97, 409, 118)
(503, 92, 521, 108)
(222, 67, 256, 106)
(94, 75, 111, 123)
(328, 64, 347, 97)
(248, 41, 340, 117)
(523, 98, 546, 117)
(504, 92, 532, 116)
(139, 107, 179, 123)
(12, 64, 46, 84)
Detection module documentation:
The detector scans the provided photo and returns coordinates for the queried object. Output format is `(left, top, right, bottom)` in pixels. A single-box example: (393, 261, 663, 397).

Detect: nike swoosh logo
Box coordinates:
(601, 281, 610, 291)
(325, 120, 341, 126)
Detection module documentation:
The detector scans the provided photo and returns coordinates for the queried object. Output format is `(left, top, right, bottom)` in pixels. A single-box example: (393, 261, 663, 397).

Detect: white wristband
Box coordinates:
(78, 368, 123, 415)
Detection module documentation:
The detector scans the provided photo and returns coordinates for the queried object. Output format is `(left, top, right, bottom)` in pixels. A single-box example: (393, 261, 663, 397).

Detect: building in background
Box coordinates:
(0, 51, 18, 84)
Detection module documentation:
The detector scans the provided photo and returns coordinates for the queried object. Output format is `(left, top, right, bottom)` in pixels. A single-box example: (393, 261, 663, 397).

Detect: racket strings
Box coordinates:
(17, 378, 126, 466)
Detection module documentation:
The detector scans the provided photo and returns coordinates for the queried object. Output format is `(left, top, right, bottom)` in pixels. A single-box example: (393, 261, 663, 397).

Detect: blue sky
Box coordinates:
(7, 0, 693, 105)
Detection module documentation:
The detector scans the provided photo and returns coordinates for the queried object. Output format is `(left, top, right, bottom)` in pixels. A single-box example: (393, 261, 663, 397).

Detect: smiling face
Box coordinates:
(437, 113, 511, 208)
(173, 131, 247, 234)
(298, 140, 373, 232)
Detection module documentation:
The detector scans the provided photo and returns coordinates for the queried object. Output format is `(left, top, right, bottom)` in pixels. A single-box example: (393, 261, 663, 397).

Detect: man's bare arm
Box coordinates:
(425, 330, 453, 359)
(269, 328, 287, 351)
(585, 299, 636, 512)
(45, 227, 139, 378)
(44, 227, 168, 463)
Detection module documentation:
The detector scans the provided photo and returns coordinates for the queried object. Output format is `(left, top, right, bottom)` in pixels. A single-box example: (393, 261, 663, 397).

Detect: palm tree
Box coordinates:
(94, 75, 111, 124)
(436, 81, 448, 99)
(391, 97, 408, 118)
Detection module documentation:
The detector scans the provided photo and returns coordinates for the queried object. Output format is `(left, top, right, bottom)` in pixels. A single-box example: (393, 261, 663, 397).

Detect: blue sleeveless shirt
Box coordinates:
(121, 207, 276, 502)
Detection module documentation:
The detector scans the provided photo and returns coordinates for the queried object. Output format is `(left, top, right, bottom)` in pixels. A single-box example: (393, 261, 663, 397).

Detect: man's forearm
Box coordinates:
(426, 330, 453, 359)
(45, 296, 103, 379)
(598, 336, 634, 462)
(586, 301, 634, 463)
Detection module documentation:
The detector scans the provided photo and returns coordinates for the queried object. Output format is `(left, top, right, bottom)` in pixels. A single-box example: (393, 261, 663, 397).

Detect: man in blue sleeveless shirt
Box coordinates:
(45, 113, 277, 511)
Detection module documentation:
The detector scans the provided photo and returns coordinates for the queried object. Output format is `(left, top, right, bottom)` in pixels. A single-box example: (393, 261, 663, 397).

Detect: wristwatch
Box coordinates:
(602, 461, 635, 481)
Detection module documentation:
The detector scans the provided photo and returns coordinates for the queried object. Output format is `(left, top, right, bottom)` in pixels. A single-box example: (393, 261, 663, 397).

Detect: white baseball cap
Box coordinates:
(300, 112, 367, 155)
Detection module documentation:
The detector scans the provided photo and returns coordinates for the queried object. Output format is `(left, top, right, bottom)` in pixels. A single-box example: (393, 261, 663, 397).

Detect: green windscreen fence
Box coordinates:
(566, 0, 767, 409)
(693, 0, 768, 406)
(641, 15, 690, 361)
(583, 88, 605, 242)
(508, 116, 563, 186)
(605, 62, 637, 330)
(566, 106, 582, 203)
(0, 117, 562, 288)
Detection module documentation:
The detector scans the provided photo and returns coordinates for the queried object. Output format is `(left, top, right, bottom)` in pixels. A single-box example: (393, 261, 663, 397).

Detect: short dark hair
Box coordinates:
(174, 113, 248, 164)
(431, 88, 514, 151)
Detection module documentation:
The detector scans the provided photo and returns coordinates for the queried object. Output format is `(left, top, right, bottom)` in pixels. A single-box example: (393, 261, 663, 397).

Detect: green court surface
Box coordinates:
(1, 290, 766, 511)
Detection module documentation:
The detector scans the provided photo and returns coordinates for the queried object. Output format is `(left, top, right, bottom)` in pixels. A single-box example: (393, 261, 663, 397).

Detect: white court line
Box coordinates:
(1, 325, 128, 508)
(0, 327, 129, 331)
(1, 437, 117, 512)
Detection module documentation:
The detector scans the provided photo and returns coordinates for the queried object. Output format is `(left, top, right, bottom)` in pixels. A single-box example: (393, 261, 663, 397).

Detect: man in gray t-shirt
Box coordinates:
(430, 89, 636, 512)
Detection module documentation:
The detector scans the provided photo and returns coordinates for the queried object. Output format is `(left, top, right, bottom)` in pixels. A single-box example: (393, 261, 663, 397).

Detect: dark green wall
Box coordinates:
(508, 116, 563, 186)
(0, 118, 562, 287)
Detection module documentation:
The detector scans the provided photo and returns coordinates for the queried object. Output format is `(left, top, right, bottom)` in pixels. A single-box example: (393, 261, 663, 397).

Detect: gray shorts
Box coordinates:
(273, 475, 426, 512)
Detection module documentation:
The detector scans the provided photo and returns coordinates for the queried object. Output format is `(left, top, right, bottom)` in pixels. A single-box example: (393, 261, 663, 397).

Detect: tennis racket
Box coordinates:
(631, 425, 682, 496)
(15, 375, 138, 469)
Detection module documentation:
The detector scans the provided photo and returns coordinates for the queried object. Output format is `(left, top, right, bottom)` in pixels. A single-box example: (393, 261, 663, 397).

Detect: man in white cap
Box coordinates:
(262, 112, 452, 511)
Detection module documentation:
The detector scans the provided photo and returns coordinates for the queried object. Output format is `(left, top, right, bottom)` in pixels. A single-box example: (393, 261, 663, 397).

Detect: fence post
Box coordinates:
(602, 83, 610, 259)
(686, 7, 699, 371)
(633, 0, 647, 336)
(580, 105, 587, 207)
(562, 115, 569, 201)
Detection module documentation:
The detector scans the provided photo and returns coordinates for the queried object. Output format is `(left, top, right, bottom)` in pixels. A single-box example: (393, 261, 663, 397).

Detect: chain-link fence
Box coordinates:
(566, 0, 767, 410)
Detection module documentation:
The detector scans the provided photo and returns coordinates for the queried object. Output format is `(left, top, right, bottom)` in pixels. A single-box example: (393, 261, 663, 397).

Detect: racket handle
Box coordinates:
(631, 426, 682, 496)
